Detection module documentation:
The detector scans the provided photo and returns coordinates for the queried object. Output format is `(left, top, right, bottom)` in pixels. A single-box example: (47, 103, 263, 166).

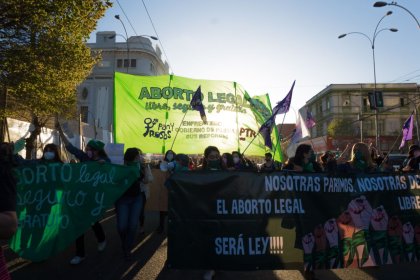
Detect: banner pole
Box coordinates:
(234, 82, 240, 152)
(170, 110, 189, 151)
(161, 74, 173, 154)
(242, 114, 274, 156)
(273, 112, 287, 161)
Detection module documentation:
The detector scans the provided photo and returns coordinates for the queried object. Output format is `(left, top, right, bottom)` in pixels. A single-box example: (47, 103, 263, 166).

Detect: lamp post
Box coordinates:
(114, 15, 130, 72)
(338, 11, 398, 150)
(374, 2, 420, 29)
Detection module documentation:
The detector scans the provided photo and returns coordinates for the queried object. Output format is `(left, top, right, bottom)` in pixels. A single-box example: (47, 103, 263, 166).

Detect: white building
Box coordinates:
(77, 31, 169, 140)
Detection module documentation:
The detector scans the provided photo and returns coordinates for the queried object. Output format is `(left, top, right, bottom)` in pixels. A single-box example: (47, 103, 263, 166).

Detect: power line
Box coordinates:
(140, 0, 174, 74)
(116, 0, 138, 36)
(387, 68, 420, 83)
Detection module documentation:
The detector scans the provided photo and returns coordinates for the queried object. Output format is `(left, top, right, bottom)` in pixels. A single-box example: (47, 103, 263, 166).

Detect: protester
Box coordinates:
(402, 145, 420, 172)
(320, 151, 337, 173)
(157, 150, 176, 233)
(260, 152, 276, 171)
(401, 144, 420, 170)
(221, 152, 235, 170)
(337, 142, 377, 173)
(57, 124, 108, 265)
(173, 153, 190, 172)
(139, 155, 153, 235)
(115, 148, 144, 260)
(0, 142, 18, 280)
(201, 146, 223, 280)
(231, 151, 245, 170)
(202, 146, 223, 171)
(282, 144, 322, 172)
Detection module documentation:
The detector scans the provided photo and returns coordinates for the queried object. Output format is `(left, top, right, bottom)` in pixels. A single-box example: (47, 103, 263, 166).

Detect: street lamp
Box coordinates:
(114, 15, 130, 72)
(374, 2, 420, 29)
(338, 11, 398, 151)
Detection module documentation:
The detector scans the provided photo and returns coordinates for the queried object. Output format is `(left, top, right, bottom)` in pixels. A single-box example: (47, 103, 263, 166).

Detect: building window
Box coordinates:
(130, 59, 136, 68)
(150, 63, 155, 73)
(117, 59, 123, 68)
(400, 98, 405, 106)
(80, 106, 89, 123)
(326, 99, 330, 110)
(123, 59, 129, 68)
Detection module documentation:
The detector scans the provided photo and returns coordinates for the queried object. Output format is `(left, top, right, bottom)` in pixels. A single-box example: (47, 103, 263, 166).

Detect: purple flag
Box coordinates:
(305, 110, 316, 129)
(258, 80, 296, 149)
(399, 113, 414, 149)
(259, 118, 275, 149)
(271, 80, 295, 116)
(190, 86, 207, 124)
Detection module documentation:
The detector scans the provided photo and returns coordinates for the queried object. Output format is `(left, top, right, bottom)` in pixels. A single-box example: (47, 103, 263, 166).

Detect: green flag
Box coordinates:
(114, 72, 279, 157)
(244, 91, 283, 162)
(9, 162, 139, 261)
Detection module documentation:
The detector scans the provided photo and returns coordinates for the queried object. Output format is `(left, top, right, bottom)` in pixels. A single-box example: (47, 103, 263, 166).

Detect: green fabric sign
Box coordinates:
(114, 72, 281, 159)
(9, 162, 139, 261)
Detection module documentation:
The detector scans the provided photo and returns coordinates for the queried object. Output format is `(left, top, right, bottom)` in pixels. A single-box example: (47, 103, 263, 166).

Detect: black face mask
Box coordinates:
(207, 159, 221, 170)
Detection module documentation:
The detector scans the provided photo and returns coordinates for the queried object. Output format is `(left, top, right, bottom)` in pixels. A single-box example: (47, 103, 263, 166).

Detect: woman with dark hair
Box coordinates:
(115, 148, 144, 260)
(282, 144, 322, 172)
(202, 146, 222, 170)
(156, 149, 176, 233)
(0, 142, 18, 280)
(41, 143, 64, 163)
(221, 152, 235, 170)
(57, 123, 109, 265)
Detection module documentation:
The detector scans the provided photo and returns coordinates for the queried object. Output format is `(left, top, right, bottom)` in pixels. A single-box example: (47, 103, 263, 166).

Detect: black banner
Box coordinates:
(167, 171, 420, 270)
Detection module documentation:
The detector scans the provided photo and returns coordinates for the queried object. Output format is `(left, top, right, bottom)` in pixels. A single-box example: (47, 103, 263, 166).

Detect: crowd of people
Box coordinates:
(1, 130, 420, 279)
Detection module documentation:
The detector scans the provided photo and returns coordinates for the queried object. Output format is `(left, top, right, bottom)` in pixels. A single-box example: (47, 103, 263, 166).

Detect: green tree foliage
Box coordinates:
(0, 0, 111, 157)
(327, 118, 355, 137)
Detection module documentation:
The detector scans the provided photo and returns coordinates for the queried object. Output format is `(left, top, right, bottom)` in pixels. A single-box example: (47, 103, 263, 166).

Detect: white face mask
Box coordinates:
(44, 151, 55, 160)
(233, 157, 240, 164)
(167, 153, 174, 161)
(86, 150, 93, 158)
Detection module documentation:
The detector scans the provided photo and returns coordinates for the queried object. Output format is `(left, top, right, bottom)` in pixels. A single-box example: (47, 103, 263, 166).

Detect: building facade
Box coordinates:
(302, 83, 420, 153)
(77, 31, 169, 140)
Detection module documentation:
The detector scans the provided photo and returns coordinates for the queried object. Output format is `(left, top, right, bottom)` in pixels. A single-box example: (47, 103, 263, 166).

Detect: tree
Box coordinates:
(327, 118, 355, 138)
(0, 0, 111, 158)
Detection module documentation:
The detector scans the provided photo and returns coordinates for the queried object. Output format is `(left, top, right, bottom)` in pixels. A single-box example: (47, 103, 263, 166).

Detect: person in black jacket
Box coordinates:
(0, 142, 18, 280)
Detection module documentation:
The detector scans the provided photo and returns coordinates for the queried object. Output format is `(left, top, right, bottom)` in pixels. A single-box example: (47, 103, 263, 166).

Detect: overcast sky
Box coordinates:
(89, 0, 420, 123)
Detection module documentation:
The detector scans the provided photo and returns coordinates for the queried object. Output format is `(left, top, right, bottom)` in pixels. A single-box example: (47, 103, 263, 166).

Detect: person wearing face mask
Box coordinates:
(282, 144, 322, 173)
(201, 146, 223, 280)
(201, 146, 223, 171)
(231, 151, 245, 170)
(337, 142, 377, 173)
(41, 143, 63, 163)
(115, 148, 144, 260)
(56, 123, 109, 265)
(156, 150, 176, 233)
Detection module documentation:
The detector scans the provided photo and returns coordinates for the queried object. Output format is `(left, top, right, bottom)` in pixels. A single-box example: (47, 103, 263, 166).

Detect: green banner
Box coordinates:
(114, 72, 281, 159)
(167, 171, 420, 270)
(9, 162, 139, 261)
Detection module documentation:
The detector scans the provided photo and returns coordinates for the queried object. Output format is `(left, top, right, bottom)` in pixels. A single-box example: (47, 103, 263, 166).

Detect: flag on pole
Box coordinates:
(271, 80, 295, 115)
(190, 86, 207, 124)
(289, 110, 311, 145)
(258, 80, 296, 149)
(305, 110, 316, 129)
(399, 113, 414, 149)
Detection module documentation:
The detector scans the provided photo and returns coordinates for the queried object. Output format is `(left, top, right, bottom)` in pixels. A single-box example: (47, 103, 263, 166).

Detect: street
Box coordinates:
(3, 210, 420, 280)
